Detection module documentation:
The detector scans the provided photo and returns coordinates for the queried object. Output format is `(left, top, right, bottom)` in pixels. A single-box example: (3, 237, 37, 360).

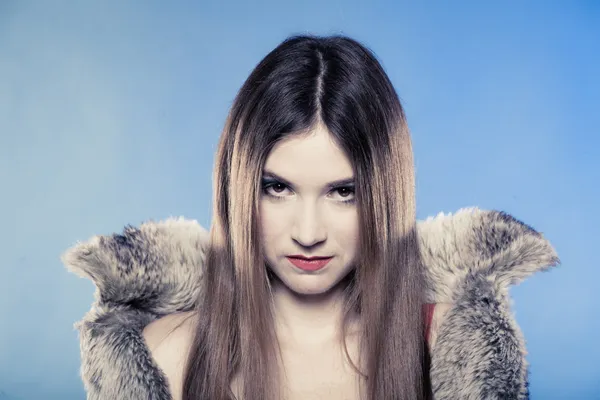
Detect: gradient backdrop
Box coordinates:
(1, 1, 598, 399)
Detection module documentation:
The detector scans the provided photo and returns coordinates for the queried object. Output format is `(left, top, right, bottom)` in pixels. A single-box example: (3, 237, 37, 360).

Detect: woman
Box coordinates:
(63, 34, 560, 400)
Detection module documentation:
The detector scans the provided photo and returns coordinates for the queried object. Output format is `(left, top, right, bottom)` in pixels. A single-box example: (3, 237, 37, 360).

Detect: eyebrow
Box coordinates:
(262, 170, 355, 189)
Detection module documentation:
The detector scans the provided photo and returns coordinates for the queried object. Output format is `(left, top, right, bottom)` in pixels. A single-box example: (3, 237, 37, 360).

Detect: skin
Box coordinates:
(143, 124, 452, 399)
(261, 124, 361, 346)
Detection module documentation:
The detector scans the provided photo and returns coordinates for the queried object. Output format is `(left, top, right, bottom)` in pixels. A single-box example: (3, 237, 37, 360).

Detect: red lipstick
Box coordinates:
(286, 256, 333, 271)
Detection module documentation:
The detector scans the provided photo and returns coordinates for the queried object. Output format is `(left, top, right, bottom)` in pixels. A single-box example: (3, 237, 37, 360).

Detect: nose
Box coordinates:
(291, 202, 327, 247)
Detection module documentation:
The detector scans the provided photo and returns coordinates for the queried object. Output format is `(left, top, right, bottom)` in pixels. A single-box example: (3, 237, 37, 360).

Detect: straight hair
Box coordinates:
(183, 34, 431, 400)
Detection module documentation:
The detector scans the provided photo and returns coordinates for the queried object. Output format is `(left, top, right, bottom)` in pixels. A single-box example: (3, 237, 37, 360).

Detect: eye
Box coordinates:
(336, 187, 352, 197)
(267, 183, 288, 194)
(331, 186, 356, 203)
(261, 180, 291, 198)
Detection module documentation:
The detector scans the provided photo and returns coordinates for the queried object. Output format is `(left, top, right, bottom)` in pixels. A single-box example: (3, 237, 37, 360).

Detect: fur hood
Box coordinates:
(62, 207, 559, 400)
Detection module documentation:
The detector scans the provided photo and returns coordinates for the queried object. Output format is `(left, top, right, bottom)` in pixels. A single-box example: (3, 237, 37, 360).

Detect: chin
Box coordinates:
(290, 283, 334, 296)
(276, 274, 346, 296)
(267, 262, 356, 297)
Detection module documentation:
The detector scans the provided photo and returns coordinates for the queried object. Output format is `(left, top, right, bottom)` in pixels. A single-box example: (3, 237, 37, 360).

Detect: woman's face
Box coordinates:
(260, 124, 359, 296)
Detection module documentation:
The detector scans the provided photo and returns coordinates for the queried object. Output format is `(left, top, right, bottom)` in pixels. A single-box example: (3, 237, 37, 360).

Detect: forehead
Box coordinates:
(263, 125, 353, 185)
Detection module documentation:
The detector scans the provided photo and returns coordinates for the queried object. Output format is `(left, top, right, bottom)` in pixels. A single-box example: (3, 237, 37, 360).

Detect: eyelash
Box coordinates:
(261, 181, 356, 204)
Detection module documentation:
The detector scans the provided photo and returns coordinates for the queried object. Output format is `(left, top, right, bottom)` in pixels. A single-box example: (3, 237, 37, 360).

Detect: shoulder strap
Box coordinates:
(424, 303, 436, 343)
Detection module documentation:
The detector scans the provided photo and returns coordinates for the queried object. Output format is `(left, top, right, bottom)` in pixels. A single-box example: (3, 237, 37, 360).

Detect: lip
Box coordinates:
(287, 254, 333, 260)
(286, 256, 333, 271)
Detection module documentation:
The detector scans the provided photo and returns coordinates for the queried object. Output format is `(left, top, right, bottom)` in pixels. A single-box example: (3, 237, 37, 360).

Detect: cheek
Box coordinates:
(260, 203, 287, 243)
(334, 210, 359, 240)
(333, 212, 360, 260)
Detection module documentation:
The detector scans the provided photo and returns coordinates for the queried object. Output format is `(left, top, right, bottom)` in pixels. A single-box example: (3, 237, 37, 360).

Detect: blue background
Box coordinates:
(1, 1, 598, 398)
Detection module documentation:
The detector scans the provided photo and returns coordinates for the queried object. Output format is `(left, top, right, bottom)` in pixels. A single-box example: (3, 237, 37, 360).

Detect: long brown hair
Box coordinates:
(182, 34, 430, 400)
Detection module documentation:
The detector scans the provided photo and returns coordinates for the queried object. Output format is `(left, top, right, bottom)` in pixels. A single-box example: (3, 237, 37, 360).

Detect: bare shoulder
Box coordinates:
(142, 310, 198, 399)
(429, 303, 452, 349)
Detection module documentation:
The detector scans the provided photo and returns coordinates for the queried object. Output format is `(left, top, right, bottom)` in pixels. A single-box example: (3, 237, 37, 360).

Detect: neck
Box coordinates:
(270, 279, 358, 346)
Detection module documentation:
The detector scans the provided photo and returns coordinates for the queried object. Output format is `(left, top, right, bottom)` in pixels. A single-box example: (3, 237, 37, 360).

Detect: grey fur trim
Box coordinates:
(62, 207, 559, 399)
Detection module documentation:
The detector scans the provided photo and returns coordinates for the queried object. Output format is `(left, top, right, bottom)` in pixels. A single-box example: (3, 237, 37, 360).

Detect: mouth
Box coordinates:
(286, 256, 333, 271)
(287, 255, 332, 260)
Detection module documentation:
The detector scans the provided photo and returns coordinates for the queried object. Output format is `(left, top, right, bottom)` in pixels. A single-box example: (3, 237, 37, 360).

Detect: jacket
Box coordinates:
(62, 207, 560, 399)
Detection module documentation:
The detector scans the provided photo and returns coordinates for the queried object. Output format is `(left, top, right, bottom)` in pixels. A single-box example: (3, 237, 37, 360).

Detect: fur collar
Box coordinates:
(62, 207, 559, 399)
